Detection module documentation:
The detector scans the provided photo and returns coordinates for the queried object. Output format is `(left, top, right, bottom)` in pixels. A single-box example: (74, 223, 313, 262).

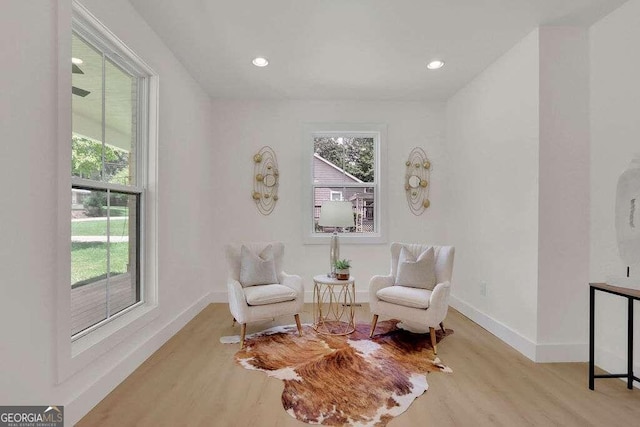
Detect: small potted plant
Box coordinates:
(334, 259, 351, 280)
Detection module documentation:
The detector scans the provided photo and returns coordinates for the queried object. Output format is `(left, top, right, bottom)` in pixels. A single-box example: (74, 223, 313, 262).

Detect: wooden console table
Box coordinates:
(589, 282, 640, 390)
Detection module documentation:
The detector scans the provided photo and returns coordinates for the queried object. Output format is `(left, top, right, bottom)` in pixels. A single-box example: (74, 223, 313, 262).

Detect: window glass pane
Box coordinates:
(105, 58, 137, 186)
(314, 186, 375, 233)
(71, 189, 140, 335)
(72, 33, 104, 181)
(71, 188, 108, 335)
(313, 137, 374, 183)
(107, 193, 140, 316)
(352, 187, 375, 232)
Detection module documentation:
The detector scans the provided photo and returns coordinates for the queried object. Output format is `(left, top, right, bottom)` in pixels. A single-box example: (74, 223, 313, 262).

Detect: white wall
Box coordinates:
(444, 9, 635, 366)
(0, 0, 60, 406)
(536, 27, 590, 361)
(2, 1, 633, 422)
(446, 26, 592, 362)
(208, 100, 447, 301)
(445, 30, 541, 358)
(0, 0, 216, 423)
(590, 0, 640, 382)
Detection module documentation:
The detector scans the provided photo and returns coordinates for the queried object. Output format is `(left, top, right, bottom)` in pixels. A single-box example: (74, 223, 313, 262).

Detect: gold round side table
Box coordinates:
(312, 274, 356, 335)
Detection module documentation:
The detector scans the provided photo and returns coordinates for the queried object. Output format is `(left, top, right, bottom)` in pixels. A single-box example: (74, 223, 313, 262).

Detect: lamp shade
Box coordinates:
(318, 201, 354, 228)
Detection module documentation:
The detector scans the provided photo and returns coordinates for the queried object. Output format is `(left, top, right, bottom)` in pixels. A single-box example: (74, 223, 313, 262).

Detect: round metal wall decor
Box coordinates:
(405, 147, 431, 215)
(252, 146, 279, 215)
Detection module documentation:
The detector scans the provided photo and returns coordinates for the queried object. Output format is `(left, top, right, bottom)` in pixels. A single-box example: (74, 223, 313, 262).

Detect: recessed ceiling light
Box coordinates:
(427, 60, 445, 70)
(71, 57, 83, 65)
(252, 57, 269, 67)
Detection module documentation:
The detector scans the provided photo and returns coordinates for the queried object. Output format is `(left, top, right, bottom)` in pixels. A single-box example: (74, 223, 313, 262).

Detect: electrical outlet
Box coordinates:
(480, 281, 487, 296)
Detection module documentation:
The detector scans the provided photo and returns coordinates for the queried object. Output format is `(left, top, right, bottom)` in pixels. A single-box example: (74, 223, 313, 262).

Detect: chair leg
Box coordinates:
(240, 323, 247, 349)
(439, 321, 445, 334)
(430, 327, 437, 355)
(294, 314, 303, 336)
(369, 314, 379, 338)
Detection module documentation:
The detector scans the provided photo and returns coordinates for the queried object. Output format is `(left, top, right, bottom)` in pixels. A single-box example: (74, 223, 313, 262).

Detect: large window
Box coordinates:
(304, 124, 386, 244)
(70, 24, 149, 338)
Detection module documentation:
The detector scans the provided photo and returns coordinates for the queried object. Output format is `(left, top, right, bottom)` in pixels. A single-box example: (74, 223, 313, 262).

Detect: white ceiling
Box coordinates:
(129, 0, 627, 101)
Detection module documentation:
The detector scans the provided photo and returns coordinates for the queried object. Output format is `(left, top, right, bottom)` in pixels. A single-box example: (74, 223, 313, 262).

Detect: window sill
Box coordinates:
(58, 302, 159, 382)
(303, 233, 387, 245)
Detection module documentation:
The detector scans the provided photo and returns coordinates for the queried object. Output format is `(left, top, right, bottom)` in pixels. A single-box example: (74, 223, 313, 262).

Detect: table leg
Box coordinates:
(312, 279, 356, 335)
(589, 286, 595, 390)
(628, 297, 634, 390)
(349, 282, 355, 330)
(313, 281, 319, 330)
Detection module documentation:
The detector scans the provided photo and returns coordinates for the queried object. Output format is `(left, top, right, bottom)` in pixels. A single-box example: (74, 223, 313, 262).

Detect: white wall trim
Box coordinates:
(450, 294, 537, 361)
(304, 290, 369, 304)
(535, 342, 587, 362)
(355, 290, 368, 303)
(65, 292, 213, 425)
(211, 290, 228, 303)
(451, 294, 591, 362)
(215, 290, 585, 361)
(211, 290, 370, 304)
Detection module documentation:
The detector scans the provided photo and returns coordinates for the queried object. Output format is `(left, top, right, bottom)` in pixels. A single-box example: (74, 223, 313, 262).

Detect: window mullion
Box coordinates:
(314, 183, 375, 188)
(101, 52, 106, 181)
(136, 77, 145, 187)
(106, 189, 111, 319)
(71, 177, 142, 194)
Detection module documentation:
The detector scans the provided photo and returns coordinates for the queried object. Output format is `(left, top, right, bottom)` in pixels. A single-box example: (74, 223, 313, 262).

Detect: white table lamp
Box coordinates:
(318, 201, 354, 277)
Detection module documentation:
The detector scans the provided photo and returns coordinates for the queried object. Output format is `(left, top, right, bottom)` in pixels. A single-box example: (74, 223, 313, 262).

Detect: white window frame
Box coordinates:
(302, 123, 387, 245)
(330, 191, 343, 201)
(56, 0, 159, 382)
(70, 30, 148, 341)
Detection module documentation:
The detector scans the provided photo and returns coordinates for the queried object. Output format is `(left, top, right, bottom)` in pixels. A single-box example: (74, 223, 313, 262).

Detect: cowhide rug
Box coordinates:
(234, 319, 453, 426)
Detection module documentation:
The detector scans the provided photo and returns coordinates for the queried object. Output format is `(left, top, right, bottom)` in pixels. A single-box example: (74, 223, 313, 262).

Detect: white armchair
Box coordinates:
(369, 243, 455, 354)
(225, 242, 304, 348)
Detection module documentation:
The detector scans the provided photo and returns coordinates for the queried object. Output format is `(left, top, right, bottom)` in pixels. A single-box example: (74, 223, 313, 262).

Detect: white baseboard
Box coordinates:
(304, 290, 369, 303)
(210, 290, 228, 302)
(66, 292, 214, 425)
(450, 294, 537, 361)
(450, 295, 591, 363)
(210, 289, 369, 304)
(535, 342, 587, 362)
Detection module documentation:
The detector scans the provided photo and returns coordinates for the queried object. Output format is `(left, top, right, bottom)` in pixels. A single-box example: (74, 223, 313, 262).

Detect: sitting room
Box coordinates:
(2, 0, 640, 425)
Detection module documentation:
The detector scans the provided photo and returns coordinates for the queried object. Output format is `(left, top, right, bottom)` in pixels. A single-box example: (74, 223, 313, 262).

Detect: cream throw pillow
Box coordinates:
(395, 246, 436, 290)
(239, 245, 278, 287)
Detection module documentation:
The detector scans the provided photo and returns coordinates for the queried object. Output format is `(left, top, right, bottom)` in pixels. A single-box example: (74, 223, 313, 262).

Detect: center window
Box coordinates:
(304, 123, 386, 244)
(313, 136, 376, 233)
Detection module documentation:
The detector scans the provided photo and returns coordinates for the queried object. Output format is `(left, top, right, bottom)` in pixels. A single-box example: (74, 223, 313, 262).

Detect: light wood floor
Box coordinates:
(78, 304, 640, 426)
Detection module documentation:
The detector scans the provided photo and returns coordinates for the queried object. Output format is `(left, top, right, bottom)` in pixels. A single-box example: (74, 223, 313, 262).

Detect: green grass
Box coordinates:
(71, 242, 129, 286)
(71, 219, 129, 236)
(108, 206, 129, 217)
